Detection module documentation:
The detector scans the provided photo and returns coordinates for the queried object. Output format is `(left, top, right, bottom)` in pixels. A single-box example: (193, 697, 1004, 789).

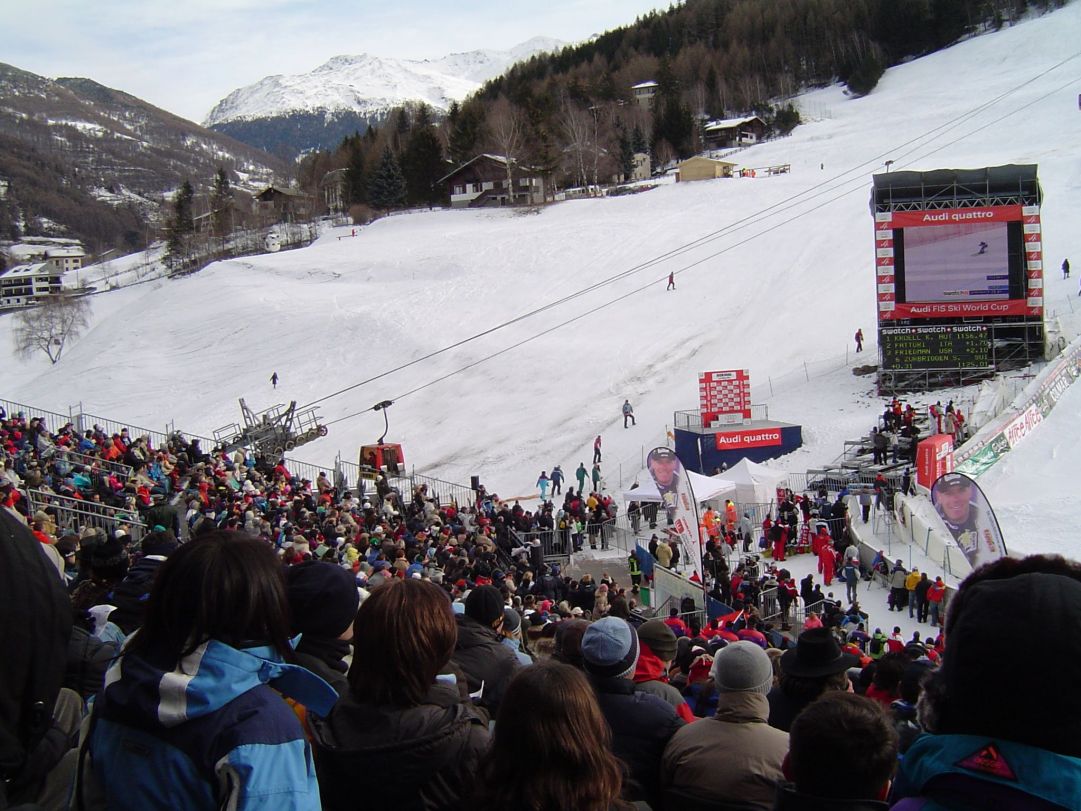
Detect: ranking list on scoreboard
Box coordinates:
(880, 325, 991, 370)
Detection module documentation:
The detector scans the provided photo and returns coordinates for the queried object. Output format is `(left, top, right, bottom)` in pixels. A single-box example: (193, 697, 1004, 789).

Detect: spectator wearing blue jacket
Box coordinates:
(85, 531, 336, 811)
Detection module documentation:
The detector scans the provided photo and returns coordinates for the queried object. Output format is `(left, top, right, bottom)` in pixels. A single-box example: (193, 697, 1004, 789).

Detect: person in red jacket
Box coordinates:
(818, 542, 835, 585)
(771, 525, 787, 562)
(927, 577, 946, 626)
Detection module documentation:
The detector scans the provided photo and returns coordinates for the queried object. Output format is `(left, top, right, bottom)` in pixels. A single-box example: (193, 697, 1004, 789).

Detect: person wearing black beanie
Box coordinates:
(286, 560, 361, 693)
(892, 555, 1081, 809)
(451, 585, 521, 715)
(109, 530, 178, 635)
(71, 533, 130, 614)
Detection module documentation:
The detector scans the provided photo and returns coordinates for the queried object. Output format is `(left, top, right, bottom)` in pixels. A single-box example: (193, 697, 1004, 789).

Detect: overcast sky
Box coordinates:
(3, 0, 671, 123)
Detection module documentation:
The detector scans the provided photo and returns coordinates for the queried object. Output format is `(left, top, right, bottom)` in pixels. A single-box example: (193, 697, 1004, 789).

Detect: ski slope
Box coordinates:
(4, 4, 1081, 560)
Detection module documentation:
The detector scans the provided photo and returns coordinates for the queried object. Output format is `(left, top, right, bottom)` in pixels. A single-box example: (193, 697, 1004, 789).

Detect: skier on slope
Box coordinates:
(622, 399, 636, 428)
(976, 241, 988, 255)
(270, 372, 279, 389)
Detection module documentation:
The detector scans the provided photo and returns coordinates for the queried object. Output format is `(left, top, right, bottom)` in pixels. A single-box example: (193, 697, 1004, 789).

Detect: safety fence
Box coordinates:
(46, 447, 134, 479)
(25, 488, 147, 542)
(0, 396, 215, 451)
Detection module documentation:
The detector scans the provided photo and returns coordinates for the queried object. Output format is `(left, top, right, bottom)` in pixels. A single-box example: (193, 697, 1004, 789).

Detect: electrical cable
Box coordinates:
(304, 50, 1081, 423)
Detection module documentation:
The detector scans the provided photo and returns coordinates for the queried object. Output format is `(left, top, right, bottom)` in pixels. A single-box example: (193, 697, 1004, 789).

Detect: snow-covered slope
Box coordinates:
(203, 37, 563, 125)
(5, 7, 1081, 559)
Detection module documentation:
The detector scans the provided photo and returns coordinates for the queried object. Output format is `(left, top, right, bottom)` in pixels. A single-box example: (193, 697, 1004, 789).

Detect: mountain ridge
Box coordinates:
(203, 37, 563, 157)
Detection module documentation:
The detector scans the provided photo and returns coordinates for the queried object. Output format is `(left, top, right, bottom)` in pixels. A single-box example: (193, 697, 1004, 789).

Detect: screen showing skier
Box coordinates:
(901, 220, 1010, 303)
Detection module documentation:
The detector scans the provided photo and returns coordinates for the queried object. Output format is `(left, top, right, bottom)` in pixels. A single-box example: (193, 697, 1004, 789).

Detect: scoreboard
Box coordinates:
(699, 369, 751, 425)
(880, 325, 991, 370)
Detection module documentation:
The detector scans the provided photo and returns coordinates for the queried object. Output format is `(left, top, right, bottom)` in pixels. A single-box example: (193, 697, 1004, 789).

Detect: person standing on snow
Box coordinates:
(576, 463, 588, 493)
(270, 372, 279, 389)
(1063, 258, 1070, 279)
(855, 328, 864, 352)
(593, 435, 602, 464)
(623, 400, 636, 428)
(550, 465, 564, 495)
(667, 272, 676, 291)
(537, 471, 550, 502)
(591, 463, 602, 493)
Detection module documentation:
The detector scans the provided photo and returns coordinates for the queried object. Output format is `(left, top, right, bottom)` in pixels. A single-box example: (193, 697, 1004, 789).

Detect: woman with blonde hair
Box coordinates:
(475, 660, 630, 810)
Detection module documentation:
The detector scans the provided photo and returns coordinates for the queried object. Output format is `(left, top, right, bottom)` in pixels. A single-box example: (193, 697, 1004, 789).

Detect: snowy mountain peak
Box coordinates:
(203, 38, 563, 127)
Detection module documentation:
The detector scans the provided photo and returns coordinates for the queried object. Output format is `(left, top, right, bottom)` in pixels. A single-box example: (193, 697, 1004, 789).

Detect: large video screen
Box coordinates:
(902, 221, 1010, 302)
(884, 205, 1030, 320)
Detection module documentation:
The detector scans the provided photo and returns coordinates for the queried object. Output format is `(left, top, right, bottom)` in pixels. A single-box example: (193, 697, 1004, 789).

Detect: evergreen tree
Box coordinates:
(618, 128, 635, 180)
(631, 124, 648, 155)
(655, 95, 695, 159)
(846, 49, 885, 97)
(401, 105, 447, 207)
(448, 102, 485, 166)
(345, 143, 367, 205)
(368, 147, 406, 210)
(166, 179, 194, 266)
(210, 168, 232, 249)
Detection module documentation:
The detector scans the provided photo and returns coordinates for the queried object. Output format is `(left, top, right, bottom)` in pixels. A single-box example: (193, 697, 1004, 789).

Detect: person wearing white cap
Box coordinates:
(661, 641, 789, 809)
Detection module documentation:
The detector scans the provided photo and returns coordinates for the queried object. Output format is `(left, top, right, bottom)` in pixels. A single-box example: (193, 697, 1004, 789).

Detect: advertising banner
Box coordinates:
(888, 206, 1023, 228)
(931, 472, 1008, 570)
(714, 428, 782, 450)
(645, 446, 703, 579)
(887, 300, 1030, 319)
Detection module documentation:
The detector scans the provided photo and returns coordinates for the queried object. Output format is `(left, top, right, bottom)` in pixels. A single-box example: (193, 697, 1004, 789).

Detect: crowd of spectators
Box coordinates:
(3, 405, 1080, 811)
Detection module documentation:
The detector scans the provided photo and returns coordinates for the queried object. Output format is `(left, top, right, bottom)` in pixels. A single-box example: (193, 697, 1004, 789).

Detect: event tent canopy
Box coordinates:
(722, 458, 788, 505)
(622, 470, 737, 504)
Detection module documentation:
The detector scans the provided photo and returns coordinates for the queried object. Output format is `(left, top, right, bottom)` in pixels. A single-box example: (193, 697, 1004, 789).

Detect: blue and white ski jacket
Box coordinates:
(89, 636, 337, 811)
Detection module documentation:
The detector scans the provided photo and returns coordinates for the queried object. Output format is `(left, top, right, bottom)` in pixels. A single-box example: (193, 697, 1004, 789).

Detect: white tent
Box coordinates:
(622, 470, 737, 505)
(723, 458, 789, 505)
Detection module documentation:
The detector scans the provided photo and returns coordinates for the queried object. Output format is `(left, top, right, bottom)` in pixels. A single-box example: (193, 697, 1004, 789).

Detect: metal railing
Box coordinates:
(25, 488, 147, 541)
(0, 398, 73, 435)
(45, 447, 134, 479)
(673, 406, 769, 431)
(509, 526, 572, 568)
(410, 471, 476, 509)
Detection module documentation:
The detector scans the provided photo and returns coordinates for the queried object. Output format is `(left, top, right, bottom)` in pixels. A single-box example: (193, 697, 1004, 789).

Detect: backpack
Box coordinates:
(869, 635, 886, 656)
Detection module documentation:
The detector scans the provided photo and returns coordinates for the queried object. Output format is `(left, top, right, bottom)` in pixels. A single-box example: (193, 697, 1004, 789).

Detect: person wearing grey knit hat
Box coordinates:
(711, 639, 775, 694)
(662, 641, 789, 810)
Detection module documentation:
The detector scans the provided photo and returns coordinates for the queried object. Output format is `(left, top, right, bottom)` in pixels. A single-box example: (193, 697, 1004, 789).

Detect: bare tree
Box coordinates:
(13, 294, 92, 365)
(561, 101, 593, 189)
(487, 98, 526, 204)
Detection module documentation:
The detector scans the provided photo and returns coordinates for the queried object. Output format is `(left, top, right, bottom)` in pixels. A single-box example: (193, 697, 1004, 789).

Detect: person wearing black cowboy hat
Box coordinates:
(768, 627, 860, 732)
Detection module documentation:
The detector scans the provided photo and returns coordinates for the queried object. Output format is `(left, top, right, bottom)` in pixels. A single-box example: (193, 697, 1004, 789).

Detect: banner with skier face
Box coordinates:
(645, 447, 702, 578)
(930, 471, 1007, 570)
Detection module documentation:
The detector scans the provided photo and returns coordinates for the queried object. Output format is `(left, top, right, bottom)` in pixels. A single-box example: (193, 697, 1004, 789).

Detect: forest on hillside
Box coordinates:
(299, 0, 1065, 218)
